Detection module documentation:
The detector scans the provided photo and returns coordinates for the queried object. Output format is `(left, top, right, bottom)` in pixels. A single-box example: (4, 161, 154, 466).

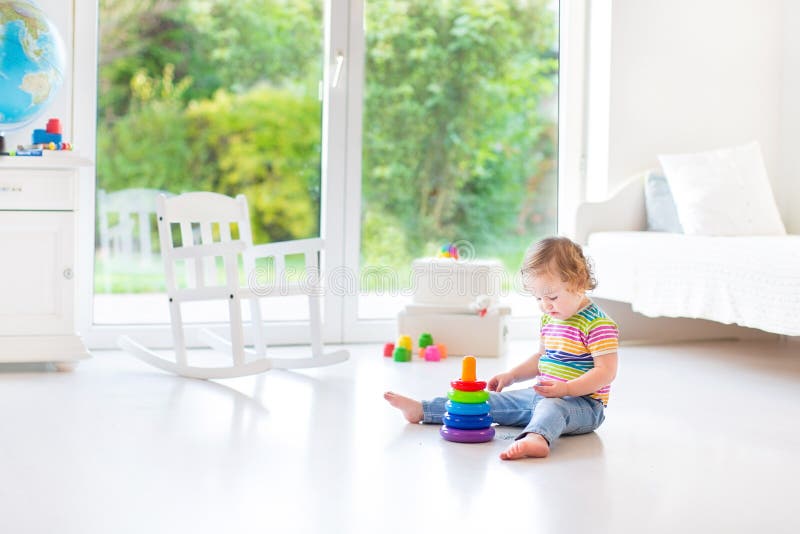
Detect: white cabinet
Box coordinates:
(0, 158, 90, 369)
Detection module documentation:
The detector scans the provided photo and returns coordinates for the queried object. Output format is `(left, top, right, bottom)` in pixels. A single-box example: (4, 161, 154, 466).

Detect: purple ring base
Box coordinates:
(440, 425, 495, 443)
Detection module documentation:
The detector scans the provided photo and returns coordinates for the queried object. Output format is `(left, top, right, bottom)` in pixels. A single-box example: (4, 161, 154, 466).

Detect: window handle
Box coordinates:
(332, 51, 344, 88)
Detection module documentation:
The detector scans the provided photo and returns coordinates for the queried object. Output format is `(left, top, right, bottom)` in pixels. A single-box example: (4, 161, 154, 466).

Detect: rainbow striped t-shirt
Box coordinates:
(538, 301, 619, 406)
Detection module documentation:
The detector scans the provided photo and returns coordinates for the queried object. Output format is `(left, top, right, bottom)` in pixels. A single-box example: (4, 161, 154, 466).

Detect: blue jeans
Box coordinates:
(422, 388, 605, 447)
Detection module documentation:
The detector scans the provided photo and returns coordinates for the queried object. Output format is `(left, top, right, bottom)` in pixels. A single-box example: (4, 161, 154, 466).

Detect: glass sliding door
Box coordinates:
(357, 0, 560, 320)
(94, 0, 326, 328)
(87, 0, 563, 345)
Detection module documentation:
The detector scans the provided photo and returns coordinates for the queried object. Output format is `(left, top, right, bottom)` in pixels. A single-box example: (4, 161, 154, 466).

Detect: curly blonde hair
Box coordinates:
(521, 236, 596, 292)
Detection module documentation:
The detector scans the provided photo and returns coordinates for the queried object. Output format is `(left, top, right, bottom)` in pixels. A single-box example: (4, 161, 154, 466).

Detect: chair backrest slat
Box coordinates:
(178, 221, 201, 288)
(200, 222, 216, 285)
(219, 222, 232, 243)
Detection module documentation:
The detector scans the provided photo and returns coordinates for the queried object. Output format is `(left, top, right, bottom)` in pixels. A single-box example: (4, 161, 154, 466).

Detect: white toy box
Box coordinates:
(397, 257, 510, 358)
(410, 258, 503, 307)
(397, 304, 510, 358)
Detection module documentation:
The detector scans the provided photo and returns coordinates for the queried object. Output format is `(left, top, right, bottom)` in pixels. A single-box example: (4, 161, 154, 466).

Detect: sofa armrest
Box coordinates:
(575, 172, 649, 245)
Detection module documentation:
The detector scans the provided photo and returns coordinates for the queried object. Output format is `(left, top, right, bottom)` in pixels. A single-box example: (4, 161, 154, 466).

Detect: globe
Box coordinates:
(0, 0, 66, 133)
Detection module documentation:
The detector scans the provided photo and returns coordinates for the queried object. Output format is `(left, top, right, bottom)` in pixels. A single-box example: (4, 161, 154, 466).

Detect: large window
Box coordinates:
(91, 0, 559, 341)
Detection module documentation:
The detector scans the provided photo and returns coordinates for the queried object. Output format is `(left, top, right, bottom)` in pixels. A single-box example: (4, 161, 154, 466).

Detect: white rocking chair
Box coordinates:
(117, 191, 349, 379)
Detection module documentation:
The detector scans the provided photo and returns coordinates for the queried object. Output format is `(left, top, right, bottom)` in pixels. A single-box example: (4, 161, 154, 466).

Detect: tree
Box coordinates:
(96, 64, 195, 194)
(361, 0, 558, 267)
(96, 0, 558, 277)
(187, 86, 321, 243)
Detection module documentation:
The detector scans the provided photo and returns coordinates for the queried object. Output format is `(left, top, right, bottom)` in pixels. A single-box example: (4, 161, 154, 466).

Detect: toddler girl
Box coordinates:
(384, 236, 619, 460)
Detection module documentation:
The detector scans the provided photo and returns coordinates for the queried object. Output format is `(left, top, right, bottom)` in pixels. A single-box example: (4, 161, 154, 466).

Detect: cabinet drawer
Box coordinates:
(0, 170, 76, 210)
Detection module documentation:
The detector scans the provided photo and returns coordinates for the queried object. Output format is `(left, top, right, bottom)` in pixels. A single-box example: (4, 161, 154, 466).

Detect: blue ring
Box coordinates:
(443, 413, 493, 430)
(445, 400, 490, 416)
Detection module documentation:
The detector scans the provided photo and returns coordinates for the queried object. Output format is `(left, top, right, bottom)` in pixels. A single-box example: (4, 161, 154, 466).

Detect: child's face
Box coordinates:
(528, 271, 588, 320)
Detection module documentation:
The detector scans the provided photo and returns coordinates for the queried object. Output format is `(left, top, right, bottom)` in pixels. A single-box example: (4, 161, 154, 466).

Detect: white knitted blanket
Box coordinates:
(587, 232, 800, 336)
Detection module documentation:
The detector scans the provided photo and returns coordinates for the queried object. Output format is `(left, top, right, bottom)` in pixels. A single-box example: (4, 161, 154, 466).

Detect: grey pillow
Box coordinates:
(645, 171, 683, 233)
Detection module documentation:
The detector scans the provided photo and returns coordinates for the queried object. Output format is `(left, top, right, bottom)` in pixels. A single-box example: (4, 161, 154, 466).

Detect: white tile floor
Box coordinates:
(0, 338, 798, 534)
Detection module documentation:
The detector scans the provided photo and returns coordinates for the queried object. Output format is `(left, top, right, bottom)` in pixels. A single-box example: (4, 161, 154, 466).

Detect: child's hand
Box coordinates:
(533, 379, 570, 398)
(488, 372, 515, 392)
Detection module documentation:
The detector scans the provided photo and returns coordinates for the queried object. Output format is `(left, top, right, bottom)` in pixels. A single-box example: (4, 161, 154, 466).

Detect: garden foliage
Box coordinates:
(97, 0, 557, 275)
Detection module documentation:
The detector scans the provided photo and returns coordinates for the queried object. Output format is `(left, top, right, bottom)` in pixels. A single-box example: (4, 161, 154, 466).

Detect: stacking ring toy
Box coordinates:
(440, 425, 495, 443)
(445, 400, 490, 416)
(443, 413, 493, 430)
(439, 357, 495, 444)
(447, 389, 489, 404)
(450, 379, 487, 391)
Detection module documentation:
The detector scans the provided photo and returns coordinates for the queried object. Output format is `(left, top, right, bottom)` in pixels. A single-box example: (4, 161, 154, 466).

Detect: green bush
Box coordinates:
(186, 87, 321, 243)
(97, 68, 320, 245)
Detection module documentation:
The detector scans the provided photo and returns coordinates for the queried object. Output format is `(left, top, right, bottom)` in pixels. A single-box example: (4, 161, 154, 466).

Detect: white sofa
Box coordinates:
(575, 174, 800, 337)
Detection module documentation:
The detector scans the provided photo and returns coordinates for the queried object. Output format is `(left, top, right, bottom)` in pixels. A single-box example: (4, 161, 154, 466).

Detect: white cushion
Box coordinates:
(658, 142, 786, 236)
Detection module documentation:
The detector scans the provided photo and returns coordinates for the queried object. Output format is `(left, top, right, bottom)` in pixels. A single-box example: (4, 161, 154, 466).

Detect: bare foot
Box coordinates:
(499, 433, 550, 460)
(383, 391, 424, 423)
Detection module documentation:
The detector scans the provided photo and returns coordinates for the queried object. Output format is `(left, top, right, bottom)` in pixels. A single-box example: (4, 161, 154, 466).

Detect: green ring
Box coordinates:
(447, 388, 489, 404)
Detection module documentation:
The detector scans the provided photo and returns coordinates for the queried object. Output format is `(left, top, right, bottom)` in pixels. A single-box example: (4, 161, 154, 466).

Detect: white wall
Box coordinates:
(780, 1, 800, 233)
(588, 0, 798, 232)
(4, 0, 74, 149)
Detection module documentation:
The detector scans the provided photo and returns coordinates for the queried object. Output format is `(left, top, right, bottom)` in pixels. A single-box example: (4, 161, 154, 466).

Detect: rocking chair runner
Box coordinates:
(117, 191, 349, 379)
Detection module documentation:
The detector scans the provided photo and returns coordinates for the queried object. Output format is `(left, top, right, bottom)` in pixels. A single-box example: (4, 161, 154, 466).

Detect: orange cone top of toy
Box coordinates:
(461, 356, 476, 382)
